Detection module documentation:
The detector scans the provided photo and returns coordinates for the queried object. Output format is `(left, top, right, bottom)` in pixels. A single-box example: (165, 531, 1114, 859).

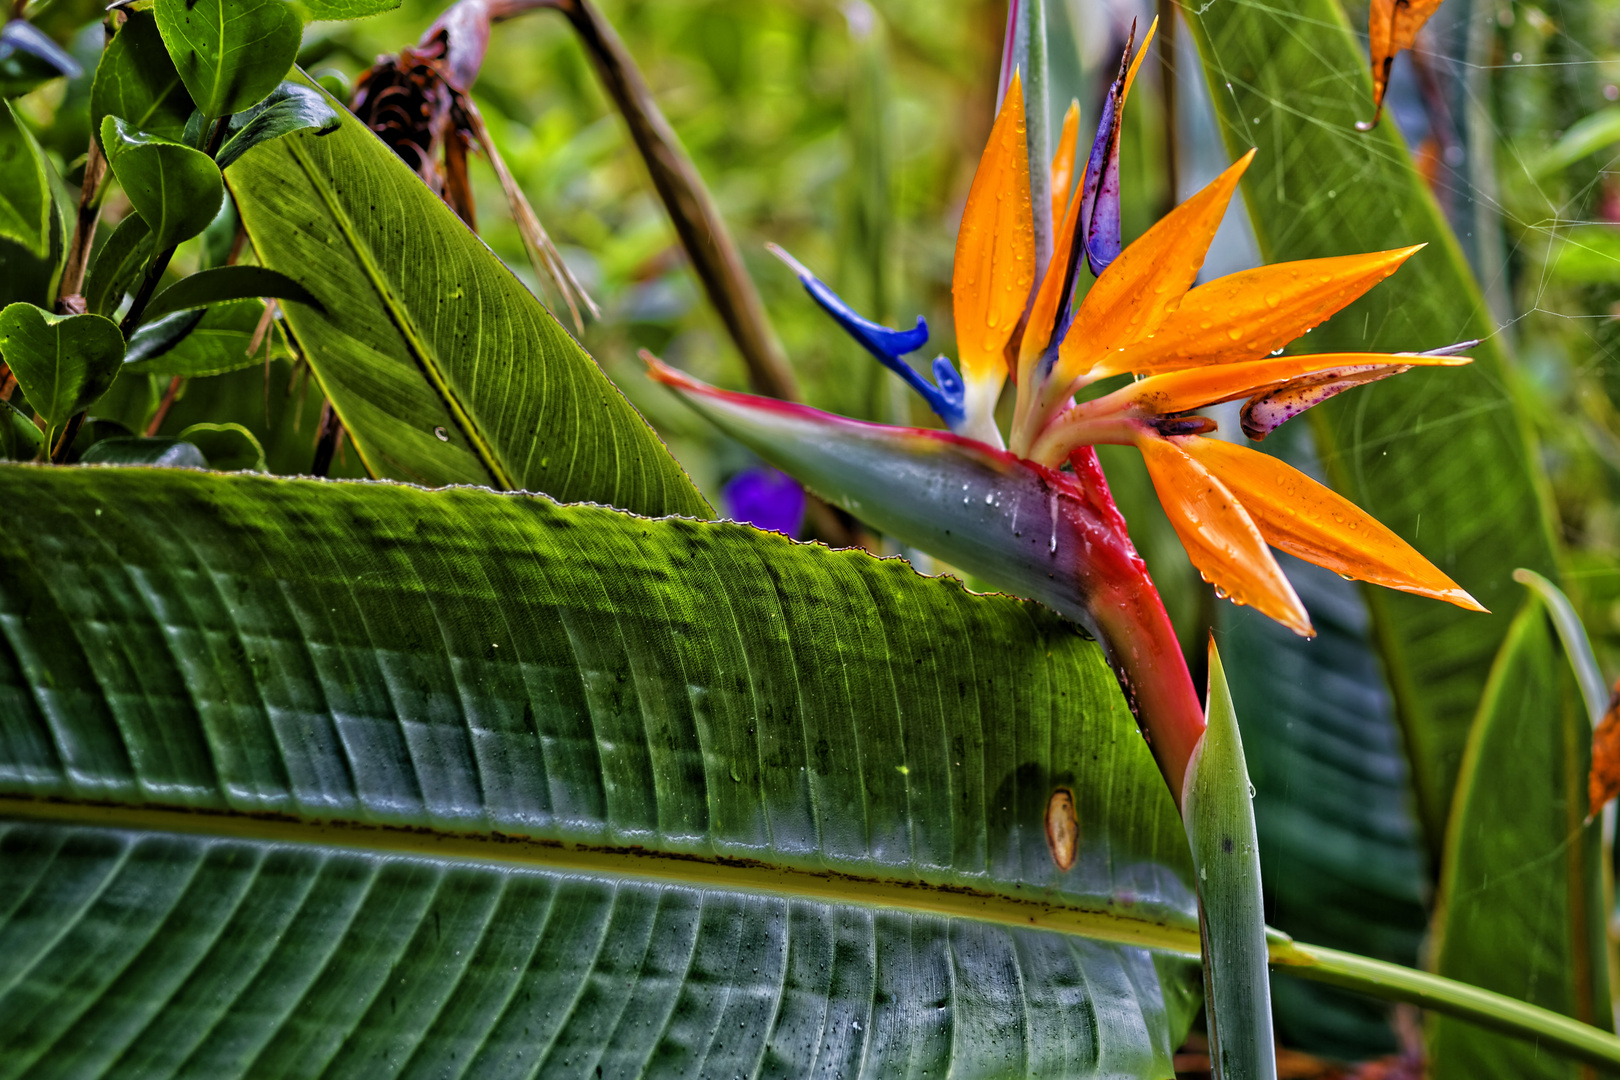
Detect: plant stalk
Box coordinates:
(56, 138, 107, 313)
(543, 0, 800, 403)
(1271, 938, 1620, 1071)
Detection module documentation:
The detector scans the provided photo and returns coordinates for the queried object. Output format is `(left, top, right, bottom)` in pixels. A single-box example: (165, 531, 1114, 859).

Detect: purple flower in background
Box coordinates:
(722, 465, 805, 538)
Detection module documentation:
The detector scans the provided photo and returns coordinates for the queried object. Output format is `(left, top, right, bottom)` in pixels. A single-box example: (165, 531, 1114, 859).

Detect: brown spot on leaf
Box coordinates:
(1045, 788, 1078, 871)
(1590, 679, 1620, 818)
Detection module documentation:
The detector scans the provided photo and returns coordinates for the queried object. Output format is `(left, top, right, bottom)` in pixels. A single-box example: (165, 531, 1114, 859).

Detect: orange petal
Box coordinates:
(1053, 149, 1255, 397)
(1138, 435, 1313, 636)
(1368, 0, 1443, 120)
(1179, 435, 1486, 612)
(953, 69, 1035, 388)
(1050, 99, 1080, 229)
(1017, 159, 1085, 394)
(1089, 246, 1423, 379)
(1118, 351, 1468, 415)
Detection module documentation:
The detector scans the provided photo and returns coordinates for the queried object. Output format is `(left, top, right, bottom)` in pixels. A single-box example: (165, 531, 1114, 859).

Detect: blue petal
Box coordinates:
(1078, 33, 1132, 277)
(771, 244, 967, 427)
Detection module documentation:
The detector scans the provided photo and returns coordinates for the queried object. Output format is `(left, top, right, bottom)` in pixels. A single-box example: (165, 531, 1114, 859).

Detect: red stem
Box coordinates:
(1070, 448, 1206, 805)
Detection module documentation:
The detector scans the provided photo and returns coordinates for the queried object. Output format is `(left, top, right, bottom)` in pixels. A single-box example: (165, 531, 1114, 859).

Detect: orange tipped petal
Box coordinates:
(1051, 100, 1080, 229)
(1138, 435, 1314, 637)
(1179, 435, 1486, 612)
(1017, 161, 1085, 391)
(953, 69, 1035, 388)
(1368, 0, 1443, 120)
(1053, 150, 1255, 395)
(1089, 246, 1424, 379)
(1122, 16, 1157, 100)
(1119, 351, 1469, 415)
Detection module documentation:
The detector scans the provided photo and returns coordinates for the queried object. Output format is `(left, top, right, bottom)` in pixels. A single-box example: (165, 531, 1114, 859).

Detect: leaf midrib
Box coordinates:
(0, 795, 1204, 956)
(281, 134, 514, 490)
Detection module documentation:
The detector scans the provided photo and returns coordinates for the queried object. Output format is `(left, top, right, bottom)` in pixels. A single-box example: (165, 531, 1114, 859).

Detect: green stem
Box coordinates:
(1270, 938, 1620, 1070)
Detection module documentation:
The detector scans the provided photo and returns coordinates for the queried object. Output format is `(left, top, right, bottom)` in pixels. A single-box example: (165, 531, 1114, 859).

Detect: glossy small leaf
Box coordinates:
(0, 303, 124, 430)
(83, 212, 153, 317)
(123, 298, 268, 376)
(153, 0, 302, 119)
(216, 81, 339, 170)
(78, 435, 208, 467)
(89, 9, 194, 147)
(100, 116, 223, 255)
(144, 264, 317, 321)
(0, 100, 51, 258)
(0, 399, 41, 460)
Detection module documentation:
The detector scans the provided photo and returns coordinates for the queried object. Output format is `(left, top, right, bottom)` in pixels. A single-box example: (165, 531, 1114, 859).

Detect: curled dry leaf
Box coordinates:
(1590, 679, 1620, 818)
(1361, 0, 1444, 130)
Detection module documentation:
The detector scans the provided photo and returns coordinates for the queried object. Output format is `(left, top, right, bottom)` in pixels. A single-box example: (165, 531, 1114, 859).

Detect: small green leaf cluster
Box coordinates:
(0, 0, 379, 464)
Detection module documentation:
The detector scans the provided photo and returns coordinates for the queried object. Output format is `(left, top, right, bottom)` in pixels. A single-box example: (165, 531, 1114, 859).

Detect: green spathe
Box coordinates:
(99, 116, 223, 255)
(1183, 640, 1277, 1080)
(0, 303, 124, 432)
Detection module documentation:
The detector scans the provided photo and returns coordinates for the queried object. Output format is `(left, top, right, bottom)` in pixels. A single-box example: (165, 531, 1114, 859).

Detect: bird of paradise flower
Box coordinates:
(647, 19, 1482, 803)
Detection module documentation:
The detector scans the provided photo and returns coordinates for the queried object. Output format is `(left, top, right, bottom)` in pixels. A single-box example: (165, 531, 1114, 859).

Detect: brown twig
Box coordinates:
(56, 138, 107, 313)
(1156, 0, 1179, 218)
(311, 399, 345, 476)
(542, 0, 800, 402)
(145, 376, 184, 436)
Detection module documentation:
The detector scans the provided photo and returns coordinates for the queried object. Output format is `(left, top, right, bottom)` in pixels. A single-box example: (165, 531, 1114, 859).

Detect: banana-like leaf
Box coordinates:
(227, 74, 710, 520)
(1181, 0, 1561, 851)
(1428, 602, 1613, 1078)
(0, 464, 1203, 1078)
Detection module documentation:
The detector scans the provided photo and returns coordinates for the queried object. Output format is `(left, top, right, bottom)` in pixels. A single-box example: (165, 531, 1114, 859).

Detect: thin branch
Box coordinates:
(542, 0, 801, 402)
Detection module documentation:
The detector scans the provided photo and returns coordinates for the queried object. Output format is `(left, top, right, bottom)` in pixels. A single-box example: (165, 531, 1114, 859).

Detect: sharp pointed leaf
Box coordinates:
(1183, 640, 1277, 1080)
(226, 73, 709, 518)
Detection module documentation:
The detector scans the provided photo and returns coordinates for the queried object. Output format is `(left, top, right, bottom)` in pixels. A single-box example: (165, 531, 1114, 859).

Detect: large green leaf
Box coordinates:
(1428, 602, 1611, 1078)
(227, 77, 710, 519)
(1182, 0, 1561, 850)
(0, 464, 1201, 1077)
